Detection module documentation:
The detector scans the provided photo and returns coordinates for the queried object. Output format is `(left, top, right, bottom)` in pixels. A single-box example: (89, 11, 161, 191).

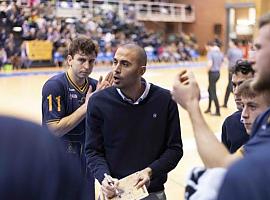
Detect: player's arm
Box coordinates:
(44, 72, 113, 137)
(47, 86, 93, 137)
(187, 102, 241, 168)
(171, 71, 241, 168)
(42, 79, 92, 137)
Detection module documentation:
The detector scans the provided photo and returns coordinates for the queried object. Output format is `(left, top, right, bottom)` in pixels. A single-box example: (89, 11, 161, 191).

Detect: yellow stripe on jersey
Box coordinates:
(66, 72, 88, 93)
(81, 80, 89, 92)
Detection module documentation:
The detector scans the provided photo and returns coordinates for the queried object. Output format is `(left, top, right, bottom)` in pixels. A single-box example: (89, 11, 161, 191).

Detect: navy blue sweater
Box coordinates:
(0, 116, 86, 200)
(221, 111, 249, 153)
(85, 84, 183, 192)
(218, 108, 270, 200)
(218, 135, 270, 200)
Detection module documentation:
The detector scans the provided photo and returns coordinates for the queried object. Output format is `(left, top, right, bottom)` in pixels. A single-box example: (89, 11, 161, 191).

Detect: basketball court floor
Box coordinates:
(0, 63, 237, 199)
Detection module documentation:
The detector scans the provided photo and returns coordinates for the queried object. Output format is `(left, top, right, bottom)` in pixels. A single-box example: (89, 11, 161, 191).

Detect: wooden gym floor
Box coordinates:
(0, 63, 237, 199)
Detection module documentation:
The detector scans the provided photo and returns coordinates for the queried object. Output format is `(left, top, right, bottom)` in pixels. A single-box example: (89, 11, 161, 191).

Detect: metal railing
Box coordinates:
(55, 0, 195, 22)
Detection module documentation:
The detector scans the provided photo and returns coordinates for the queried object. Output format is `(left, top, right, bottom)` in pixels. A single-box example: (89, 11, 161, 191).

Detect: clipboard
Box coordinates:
(101, 172, 149, 200)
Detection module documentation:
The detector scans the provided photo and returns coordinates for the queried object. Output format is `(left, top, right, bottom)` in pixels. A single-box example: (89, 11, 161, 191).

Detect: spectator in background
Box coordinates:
(185, 4, 192, 15)
(5, 41, 20, 70)
(0, 1, 200, 66)
(0, 46, 7, 70)
(53, 46, 66, 67)
(20, 41, 31, 69)
(223, 39, 243, 108)
(0, 29, 8, 47)
(204, 42, 224, 116)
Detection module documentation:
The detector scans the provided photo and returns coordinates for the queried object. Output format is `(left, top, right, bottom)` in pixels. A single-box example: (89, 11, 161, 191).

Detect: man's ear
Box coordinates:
(67, 55, 73, 67)
(140, 66, 146, 75)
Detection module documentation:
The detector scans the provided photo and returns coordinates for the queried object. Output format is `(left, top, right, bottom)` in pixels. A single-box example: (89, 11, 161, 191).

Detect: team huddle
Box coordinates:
(1, 11, 270, 200)
(42, 11, 270, 200)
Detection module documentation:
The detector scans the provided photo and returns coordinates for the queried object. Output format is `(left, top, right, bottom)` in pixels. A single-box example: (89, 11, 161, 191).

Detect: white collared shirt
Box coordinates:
(116, 80, 151, 105)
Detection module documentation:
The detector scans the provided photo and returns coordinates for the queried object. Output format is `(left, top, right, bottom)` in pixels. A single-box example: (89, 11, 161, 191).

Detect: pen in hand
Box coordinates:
(104, 173, 121, 197)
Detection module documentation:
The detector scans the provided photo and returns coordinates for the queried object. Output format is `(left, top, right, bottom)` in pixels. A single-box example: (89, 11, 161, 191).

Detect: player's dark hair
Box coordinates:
(68, 36, 98, 57)
(232, 60, 255, 75)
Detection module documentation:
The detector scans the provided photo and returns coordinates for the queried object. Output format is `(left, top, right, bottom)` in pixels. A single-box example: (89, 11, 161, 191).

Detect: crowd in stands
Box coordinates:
(0, 1, 199, 69)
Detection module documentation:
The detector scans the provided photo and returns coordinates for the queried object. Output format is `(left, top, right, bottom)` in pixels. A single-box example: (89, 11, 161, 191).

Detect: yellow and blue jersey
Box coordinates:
(42, 72, 97, 157)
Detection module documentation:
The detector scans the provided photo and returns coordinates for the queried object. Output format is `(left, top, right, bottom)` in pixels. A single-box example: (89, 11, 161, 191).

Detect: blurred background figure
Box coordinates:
(5, 40, 20, 70)
(0, 116, 87, 200)
(204, 42, 224, 116)
(0, 46, 7, 71)
(222, 39, 243, 108)
(20, 41, 31, 69)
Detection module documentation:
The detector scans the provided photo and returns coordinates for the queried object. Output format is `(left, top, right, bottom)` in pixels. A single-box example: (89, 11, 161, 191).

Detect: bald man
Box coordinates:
(85, 43, 183, 200)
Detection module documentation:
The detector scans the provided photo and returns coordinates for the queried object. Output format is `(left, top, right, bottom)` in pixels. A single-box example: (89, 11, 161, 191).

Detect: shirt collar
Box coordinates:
(116, 80, 151, 105)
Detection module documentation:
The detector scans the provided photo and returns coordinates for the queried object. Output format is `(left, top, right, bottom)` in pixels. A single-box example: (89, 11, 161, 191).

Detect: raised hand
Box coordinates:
(96, 71, 113, 91)
(104, 71, 114, 86)
(171, 70, 200, 111)
(84, 85, 93, 105)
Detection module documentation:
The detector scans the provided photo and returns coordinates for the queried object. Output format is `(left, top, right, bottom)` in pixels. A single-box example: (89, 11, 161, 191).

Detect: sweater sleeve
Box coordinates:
(85, 95, 110, 183)
(149, 98, 183, 178)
